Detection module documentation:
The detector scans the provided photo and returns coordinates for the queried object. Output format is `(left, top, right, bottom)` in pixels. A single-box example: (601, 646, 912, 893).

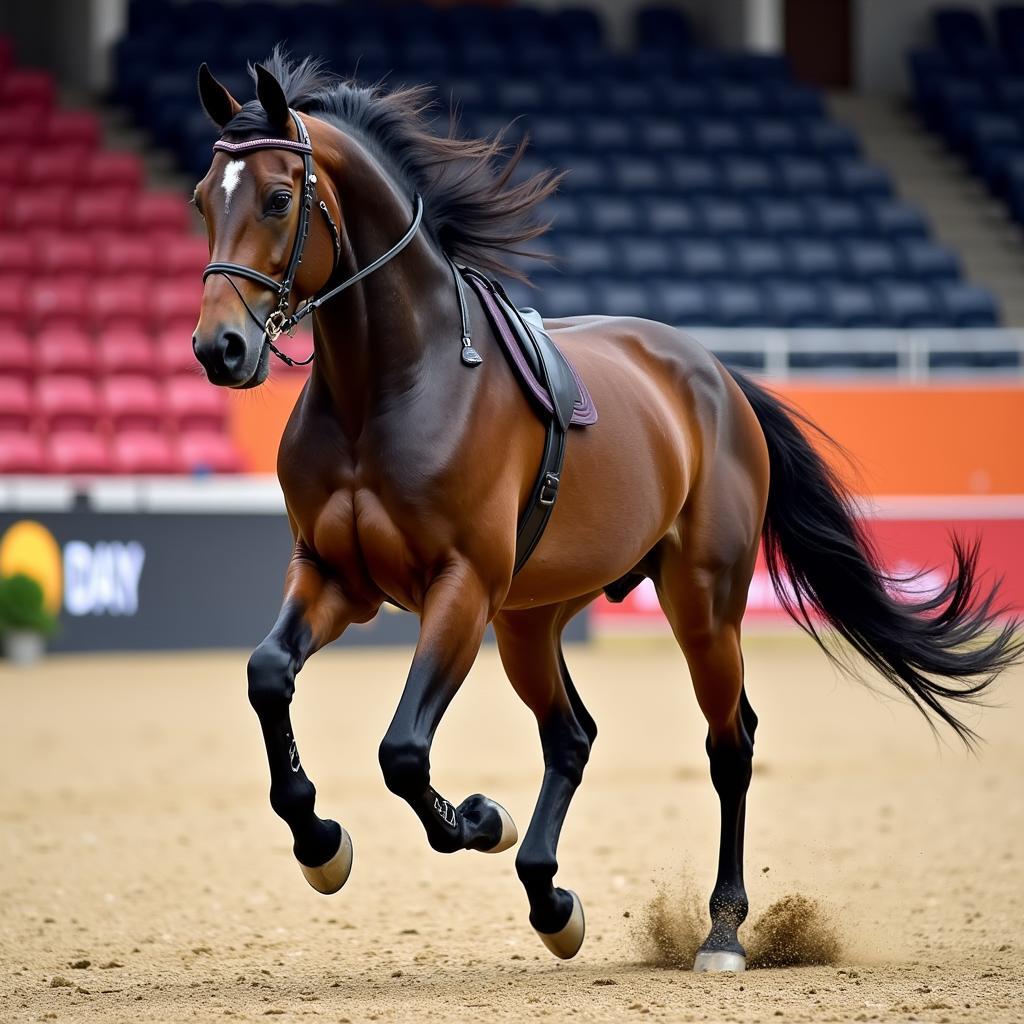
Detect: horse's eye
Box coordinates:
(269, 192, 291, 213)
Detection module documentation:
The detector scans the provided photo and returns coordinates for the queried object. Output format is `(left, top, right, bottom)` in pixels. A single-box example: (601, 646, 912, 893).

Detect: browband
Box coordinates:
(213, 136, 313, 155)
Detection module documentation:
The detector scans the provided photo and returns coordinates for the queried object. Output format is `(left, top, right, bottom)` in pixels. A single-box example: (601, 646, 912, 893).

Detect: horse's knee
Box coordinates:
(378, 735, 430, 799)
(247, 641, 295, 716)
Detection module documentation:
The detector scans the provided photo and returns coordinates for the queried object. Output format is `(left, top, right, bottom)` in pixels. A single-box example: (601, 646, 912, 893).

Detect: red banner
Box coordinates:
(592, 499, 1024, 634)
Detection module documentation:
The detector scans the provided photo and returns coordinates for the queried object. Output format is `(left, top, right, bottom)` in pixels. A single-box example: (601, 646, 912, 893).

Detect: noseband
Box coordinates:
(202, 109, 424, 367)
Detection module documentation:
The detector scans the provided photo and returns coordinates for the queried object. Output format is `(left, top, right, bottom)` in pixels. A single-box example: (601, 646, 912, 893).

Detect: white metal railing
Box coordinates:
(696, 327, 1024, 379)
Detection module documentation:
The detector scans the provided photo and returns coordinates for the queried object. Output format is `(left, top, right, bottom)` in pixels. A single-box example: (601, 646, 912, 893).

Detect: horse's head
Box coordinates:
(192, 63, 337, 388)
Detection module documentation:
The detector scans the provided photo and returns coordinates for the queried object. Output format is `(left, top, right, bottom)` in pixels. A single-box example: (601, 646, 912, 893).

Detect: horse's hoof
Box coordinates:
(299, 826, 353, 894)
(536, 890, 585, 959)
(693, 950, 746, 973)
(481, 799, 518, 854)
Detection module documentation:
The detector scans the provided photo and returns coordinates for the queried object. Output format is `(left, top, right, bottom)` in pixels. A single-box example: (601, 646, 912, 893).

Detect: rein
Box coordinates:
(202, 109, 430, 368)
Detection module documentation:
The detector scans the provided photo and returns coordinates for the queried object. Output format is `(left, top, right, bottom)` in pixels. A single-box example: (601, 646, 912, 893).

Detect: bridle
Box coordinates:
(202, 109, 425, 367)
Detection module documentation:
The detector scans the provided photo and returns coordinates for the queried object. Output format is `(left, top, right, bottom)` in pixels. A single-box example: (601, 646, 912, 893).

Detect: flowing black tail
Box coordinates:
(728, 367, 1022, 745)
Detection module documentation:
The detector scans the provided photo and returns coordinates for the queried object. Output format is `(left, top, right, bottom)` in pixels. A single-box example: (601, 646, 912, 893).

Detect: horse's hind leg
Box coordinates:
(494, 599, 597, 960)
(248, 556, 364, 895)
(656, 529, 760, 973)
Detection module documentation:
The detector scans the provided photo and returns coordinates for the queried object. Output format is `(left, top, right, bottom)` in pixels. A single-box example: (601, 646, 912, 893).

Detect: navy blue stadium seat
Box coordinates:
(832, 159, 892, 197)
(934, 7, 997, 72)
(592, 279, 652, 318)
(821, 283, 884, 327)
(748, 118, 802, 154)
(775, 156, 831, 194)
(589, 196, 643, 234)
(665, 157, 720, 195)
(558, 235, 616, 277)
(721, 157, 778, 195)
(639, 197, 699, 236)
(730, 238, 787, 280)
(900, 239, 962, 280)
(676, 239, 730, 280)
(801, 119, 860, 156)
(786, 238, 844, 280)
(763, 281, 825, 326)
(753, 198, 809, 236)
(653, 280, 712, 325)
(635, 6, 693, 51)
(609, 155, 667, 193)
(695, 197, 754, 236)
(877, 280, 948, 327)
(621, 237, 675, 277)
(866, 199, 930, 238)
(936, 282, 1001, 325)
(708, 282, 765, 326)
(579, 116, 635, 153)
(638, 119, 689, 153)
(538, 279, 592, 318)
(843, 239, 901, 280)
(805, 197, 866, 236)
(692, 119, 747, 155)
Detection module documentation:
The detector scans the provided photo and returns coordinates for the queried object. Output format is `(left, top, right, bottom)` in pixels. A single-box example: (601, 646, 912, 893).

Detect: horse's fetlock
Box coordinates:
(378, 735, 430, 798)
(516, 849, 556, 888)
(269, 775, 315, 823)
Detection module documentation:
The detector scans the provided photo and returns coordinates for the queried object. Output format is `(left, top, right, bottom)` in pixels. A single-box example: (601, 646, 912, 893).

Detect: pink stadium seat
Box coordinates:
(45, 110, 100, 149)
(38, 234, 96, 275)
(47, 430, 112, 474)
(155, 323, 200, 376)
(0, 147, 29, 185)
(29, 277, 89, 328)
(178, 430, 243, 474)
(36, 324, 98, 377)
(153, 280, 202, 328)
(163, 236, 209, 276)
(1, 70, 55, 110)
(0, 234, 33, 274)
(97, 327, 157, 377)
(0, 330, 34, 380)
(0, 431, 46, 474)
(89, 277, 152, 331)
(36, 375, 100, 431)
(85, 152, 142, 192)
(0, 110, 39, 144)
(96, 234, 157, 277)
(133, 192, 190, 233)
(166, 376, 227, 430)
(70, 189, 133, 230)
(25, 147, 92, 185)
(9, 190, 72, 229)
(0, 276, 29, 319)
(111, 430, 183, 474)
(0, 377, 34, 429)
(100, 375, 163, 430)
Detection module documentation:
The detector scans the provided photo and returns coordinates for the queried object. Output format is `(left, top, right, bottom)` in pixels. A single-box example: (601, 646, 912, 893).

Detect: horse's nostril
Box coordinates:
(192, 335, 199, 353)
(221, 330, 247, 370)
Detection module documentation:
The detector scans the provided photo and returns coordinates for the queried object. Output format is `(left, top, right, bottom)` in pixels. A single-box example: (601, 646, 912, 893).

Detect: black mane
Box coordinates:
(221, 48, 560, 279)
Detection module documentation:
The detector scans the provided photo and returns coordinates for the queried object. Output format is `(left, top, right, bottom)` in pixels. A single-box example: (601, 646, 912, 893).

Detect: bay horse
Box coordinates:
(191, 53, 1021, 971)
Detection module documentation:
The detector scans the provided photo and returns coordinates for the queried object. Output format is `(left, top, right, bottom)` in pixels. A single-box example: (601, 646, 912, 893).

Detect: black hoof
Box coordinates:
(458, 794, 517, 852)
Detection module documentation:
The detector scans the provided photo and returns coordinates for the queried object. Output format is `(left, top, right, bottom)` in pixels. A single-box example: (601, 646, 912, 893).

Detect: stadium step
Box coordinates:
(829, 93, 1024, 325)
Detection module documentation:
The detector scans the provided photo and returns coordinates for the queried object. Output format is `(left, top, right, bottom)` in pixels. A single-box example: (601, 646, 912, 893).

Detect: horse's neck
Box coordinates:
(308, 140, 456, 432)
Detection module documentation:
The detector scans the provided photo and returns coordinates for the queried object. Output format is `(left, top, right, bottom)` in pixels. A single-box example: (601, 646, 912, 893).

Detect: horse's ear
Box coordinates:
(254, 63, 290, 128)
(197, 63, 240, 127)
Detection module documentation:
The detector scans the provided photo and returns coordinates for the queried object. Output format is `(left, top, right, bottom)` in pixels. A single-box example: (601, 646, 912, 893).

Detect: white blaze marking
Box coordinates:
(221, 159, 245, 211)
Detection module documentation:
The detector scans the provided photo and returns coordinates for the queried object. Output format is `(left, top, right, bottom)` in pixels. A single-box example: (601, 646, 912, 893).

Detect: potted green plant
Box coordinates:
(0, 573, 57, 666)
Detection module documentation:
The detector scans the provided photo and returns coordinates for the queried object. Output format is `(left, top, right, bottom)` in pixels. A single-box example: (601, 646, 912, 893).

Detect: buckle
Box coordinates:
(538, 472, 560, 506)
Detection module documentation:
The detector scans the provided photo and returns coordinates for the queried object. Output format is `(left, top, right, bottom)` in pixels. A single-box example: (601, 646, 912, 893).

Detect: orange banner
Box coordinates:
(230, 376, 1024, 496)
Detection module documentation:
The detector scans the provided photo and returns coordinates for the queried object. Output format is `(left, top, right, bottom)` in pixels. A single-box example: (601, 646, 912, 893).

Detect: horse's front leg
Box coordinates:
(378, 564, 518, 855)
(248, 554, 367, 894)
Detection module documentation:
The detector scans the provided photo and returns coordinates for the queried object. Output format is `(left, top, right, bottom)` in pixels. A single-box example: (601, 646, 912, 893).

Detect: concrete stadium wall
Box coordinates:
(855, 0, 1007, 96)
